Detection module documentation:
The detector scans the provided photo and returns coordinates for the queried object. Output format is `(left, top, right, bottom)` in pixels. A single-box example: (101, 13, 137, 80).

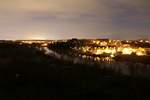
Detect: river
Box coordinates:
(40, 47, 150, 78)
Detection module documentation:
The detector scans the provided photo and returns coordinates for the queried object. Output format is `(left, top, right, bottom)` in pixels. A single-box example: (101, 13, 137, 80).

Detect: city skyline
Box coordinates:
(0, 0, 150, 40)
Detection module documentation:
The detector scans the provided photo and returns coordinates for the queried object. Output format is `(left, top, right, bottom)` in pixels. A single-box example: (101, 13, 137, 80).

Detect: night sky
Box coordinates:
(0, 0, 150, 40)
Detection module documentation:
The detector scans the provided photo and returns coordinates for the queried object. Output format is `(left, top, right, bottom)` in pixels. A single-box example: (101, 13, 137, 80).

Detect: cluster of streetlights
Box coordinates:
(75, 40, 147, 58)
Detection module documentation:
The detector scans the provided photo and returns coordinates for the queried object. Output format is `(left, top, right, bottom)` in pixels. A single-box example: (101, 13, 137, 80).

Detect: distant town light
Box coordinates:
(136, 48, 147, 56)
(110, 54, 115, 58)
(122, 48, 134, 55)
(41, 43, 48, 47)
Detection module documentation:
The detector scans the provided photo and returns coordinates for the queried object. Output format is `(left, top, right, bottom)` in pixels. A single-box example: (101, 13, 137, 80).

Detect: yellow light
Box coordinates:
(41, 43, 48, 47)
(95, 49, 103, 55)
(110, 54, 115, 58)
(93, 41, 96, 43)
(105, 47, 112, 53)
(136, 52, 144, 56)
(94, 47, 116, 55)
(122, 48, 133, 55)
(22, 41, 33, 44)
(117, 47, 122, 52)
(82, 46, 90, 52)
(135, 48, 147, 56)
(96, 41, 100, 44)
(100, 42, 107, 46)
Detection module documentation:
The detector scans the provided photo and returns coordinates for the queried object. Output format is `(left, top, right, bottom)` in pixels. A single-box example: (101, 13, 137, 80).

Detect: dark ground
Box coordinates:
(0, 43, 150, 100)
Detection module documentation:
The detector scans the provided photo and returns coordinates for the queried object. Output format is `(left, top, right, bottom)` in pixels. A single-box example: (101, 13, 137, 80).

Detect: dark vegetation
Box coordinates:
(0, 42, 150, 100)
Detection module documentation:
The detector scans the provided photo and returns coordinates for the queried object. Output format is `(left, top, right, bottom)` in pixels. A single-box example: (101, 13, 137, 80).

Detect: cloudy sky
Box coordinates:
(0, 0, 150, 40)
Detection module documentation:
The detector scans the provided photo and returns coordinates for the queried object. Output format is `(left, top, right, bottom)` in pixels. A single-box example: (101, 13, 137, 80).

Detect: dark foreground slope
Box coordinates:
(0, 43, 150, 100)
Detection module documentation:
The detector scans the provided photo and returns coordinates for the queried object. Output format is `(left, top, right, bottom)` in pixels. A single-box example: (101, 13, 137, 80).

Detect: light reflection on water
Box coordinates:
(42, 47, 150, 78)
(79, 55, 114, 63)
(43, 47, 114, 63)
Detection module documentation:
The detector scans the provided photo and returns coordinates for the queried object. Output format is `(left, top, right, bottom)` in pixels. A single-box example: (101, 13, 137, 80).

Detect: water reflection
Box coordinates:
(43, 47, 114, 63)
(79, 54, 114, 63)
(41, 47, 150, 78)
